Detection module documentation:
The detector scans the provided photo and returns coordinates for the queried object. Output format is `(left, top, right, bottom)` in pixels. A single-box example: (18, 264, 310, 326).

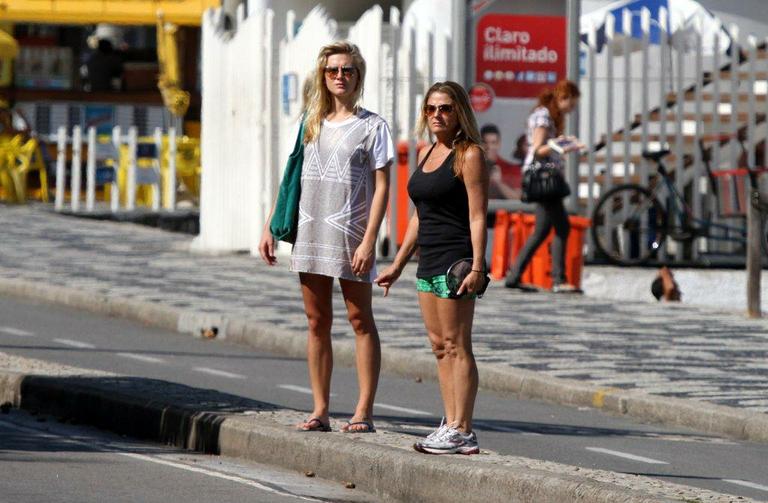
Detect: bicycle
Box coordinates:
(590, 137, 768, 266)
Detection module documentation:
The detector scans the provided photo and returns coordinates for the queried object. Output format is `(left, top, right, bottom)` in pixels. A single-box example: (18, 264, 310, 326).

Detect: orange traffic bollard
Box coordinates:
(505, 211, 591, 290)
(490, 209, 511, 279)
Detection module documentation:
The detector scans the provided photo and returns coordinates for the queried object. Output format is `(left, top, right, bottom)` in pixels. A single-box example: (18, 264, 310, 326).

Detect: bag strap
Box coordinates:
(291, 119, 306, 156)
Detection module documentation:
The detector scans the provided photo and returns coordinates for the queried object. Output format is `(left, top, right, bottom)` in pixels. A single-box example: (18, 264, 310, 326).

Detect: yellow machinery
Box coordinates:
(156, 13, 190, 118)
(0, 2, 208, 206)
(1, 1, 219, 26)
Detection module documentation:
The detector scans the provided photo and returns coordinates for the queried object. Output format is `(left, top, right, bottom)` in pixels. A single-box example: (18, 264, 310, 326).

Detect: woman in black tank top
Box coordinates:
(375, 82, 489, 455)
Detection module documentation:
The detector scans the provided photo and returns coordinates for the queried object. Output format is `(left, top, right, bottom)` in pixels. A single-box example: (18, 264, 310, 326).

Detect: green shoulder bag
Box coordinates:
(269, 121, 305, 244)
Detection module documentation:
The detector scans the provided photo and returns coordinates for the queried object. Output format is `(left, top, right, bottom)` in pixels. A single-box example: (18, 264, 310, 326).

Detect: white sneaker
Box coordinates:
(416, 427, 479, 455)
(414, 418, 449, 453)
(425, 417, 448, 441)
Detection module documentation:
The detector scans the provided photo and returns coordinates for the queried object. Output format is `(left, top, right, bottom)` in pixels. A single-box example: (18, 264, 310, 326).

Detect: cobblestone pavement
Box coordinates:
(1, 205, 767, 413)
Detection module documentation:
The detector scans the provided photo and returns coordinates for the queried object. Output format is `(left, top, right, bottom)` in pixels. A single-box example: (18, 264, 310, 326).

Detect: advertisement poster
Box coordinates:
(469, 1, 567, 201)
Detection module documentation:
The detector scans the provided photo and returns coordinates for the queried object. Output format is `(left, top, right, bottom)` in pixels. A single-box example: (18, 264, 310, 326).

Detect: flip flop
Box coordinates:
(341, 420, 376, 433)
(298, 417, 331, 432)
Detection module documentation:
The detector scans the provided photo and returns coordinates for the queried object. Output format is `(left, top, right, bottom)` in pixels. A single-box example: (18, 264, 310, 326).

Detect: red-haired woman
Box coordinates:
(505, 80, 581, 292)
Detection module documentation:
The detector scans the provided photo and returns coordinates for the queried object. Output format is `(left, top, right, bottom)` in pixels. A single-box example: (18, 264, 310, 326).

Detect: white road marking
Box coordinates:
(0, 418, 323, 502)
(116, 352, 165, 364)
(373, 403, 431, 416)
(278, 384, 336, 397)
(722, 479, 768, 492)
(53, 338, 96, 349)
(0, 326, 35, 337)
(193, 367, 247, 380)
(119, 453, 323, 501)
(585, 447, 669, 465)
(474, 421, 542, 436)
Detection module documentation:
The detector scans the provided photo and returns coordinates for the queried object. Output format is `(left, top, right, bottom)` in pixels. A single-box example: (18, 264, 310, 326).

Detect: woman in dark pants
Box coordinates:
(505, 80, 581, 293)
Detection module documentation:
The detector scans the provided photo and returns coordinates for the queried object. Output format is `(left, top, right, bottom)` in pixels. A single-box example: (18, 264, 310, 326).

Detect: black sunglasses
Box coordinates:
(324, 66, 356, 78)
(424, 104, 454, 116)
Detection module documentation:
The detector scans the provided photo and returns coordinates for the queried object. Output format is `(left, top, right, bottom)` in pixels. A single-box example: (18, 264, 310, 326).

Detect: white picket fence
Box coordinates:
(195, 1, 454, 256)
(580, 6, 768, 262)
(51, 125, 178, 214)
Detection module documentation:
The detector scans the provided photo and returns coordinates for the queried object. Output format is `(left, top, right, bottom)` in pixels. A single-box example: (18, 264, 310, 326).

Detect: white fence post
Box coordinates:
(111, 126, 121, 213)
(167, 127, 177, 210)
(604, 13, 615, 195)
(86, 126, 96, 212)
(126, 126, 138, 211)
(406, 27, 418, 217)
(54, 126, 67, 211)
(747, 36, 757, 170)
(387, 6, 401, 259)
(152, 127, 162, 211)
(586, 22, 597, 259)
(639, 7, 650, 187)
(692, 17, 704, 258)
(70, 126, 82, 212)
(622, 8, 632, 187)
(729, 24, 740, 171)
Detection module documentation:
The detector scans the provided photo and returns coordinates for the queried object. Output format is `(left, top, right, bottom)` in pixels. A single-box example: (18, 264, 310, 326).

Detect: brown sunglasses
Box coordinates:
(424, 104, 454, 116)
(324, 66, 356, 78)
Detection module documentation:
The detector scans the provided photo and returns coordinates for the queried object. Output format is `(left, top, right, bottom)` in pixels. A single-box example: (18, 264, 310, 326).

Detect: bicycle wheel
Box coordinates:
(591, 184, 667, 265)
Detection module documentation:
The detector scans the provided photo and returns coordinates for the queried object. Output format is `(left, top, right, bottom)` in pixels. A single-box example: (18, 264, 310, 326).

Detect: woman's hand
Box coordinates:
(374, 264, 402, 297)
(456, 270, 482, 296)
(351, 241, 375, 277)
(258, 228, 277, 266)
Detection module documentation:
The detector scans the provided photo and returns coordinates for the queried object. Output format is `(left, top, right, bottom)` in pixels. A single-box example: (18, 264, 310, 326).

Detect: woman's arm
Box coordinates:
(374, 212, 419, 296)
(258, 196, 280, 265)
(530, 126, 552, 159)
(458, 145, 490, 295)
(373, 144, 432, 295)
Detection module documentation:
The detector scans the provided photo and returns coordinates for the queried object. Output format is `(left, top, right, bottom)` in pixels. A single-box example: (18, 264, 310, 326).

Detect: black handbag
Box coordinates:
(445, 258, 490, 298)
(521, 161, 571, 203)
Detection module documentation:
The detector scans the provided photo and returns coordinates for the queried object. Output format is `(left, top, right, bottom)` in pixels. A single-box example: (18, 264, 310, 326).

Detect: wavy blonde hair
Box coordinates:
(303, 41, 366, 144)
(416, 81, 483, 177)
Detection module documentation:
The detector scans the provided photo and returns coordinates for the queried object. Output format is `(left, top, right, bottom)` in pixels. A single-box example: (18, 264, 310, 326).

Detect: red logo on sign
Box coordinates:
(469, 83, 494, 112)
(475, 14, 567, 99)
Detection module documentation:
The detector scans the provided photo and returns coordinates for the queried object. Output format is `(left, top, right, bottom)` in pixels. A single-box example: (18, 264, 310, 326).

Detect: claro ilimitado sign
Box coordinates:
(475, 14, 566, 99)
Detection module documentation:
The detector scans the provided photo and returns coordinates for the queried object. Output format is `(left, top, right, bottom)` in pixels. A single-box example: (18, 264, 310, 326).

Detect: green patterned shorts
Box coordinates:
(416, 274, 477, 300)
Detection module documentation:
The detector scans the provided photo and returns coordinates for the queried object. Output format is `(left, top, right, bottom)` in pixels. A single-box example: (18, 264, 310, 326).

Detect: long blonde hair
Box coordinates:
(303, 41, 366, 144)
(416, 81, 483, 177)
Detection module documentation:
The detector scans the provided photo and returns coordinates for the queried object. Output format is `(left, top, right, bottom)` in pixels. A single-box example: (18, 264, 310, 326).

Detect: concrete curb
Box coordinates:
(1, 276, 767, 444)
(0, 369, 679, 503)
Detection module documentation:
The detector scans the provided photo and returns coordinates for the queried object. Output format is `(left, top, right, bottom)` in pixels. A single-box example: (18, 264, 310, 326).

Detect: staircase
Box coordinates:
(581, 41, 768, 200)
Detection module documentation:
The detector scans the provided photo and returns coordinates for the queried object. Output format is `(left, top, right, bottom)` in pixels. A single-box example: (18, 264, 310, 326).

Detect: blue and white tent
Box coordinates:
(580, 0, 732, 55)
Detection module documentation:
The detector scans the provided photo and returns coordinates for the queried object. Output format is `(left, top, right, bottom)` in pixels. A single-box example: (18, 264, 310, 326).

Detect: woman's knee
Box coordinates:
(305, 311, 332, 335)
(429, 334, 448, 359)
(347, 309, 376, 336)
(438, 335, 459, 358)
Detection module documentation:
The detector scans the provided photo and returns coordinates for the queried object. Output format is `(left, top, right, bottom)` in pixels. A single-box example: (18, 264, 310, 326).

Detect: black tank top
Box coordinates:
(408, 144, 472, 278)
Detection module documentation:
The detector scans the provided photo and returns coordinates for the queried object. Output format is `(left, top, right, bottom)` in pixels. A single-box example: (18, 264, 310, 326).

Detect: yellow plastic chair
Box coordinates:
(0, 135, 47, 203)
(164, 135, 200, 205)
(0, 139, 16, 202)
(12, 137, 49, 203)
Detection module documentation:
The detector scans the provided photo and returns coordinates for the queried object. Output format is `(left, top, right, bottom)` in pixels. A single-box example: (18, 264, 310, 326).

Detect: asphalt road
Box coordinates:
(0, 408, 380, 503)
(1, 295, 767, 501)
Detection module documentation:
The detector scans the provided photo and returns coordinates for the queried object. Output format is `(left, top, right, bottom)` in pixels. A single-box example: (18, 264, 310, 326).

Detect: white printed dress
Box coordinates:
(290, 109, 394, 282)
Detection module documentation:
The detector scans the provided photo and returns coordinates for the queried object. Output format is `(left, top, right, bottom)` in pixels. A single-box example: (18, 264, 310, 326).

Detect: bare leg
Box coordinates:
(418, 292, 455, 424)
(436, 296, 477, 433)
(339, 278, 380, 431)
(298, 272, 334, 428)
